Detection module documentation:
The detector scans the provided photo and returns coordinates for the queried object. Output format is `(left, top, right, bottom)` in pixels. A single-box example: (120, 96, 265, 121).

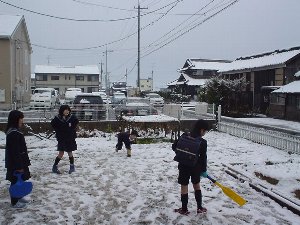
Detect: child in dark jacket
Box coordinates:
(5, 110, 31, 208)
(51, 105, 79, 174)
(115, 130, 138, 157)
(173, 119, 209, 215)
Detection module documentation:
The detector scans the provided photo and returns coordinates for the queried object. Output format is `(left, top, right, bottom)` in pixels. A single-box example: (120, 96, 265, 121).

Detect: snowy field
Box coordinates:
(0, 129, 300, 225)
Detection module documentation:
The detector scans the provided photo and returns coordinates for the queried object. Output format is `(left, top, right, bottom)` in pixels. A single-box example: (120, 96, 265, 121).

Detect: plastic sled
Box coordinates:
(9, 172, 33, 198)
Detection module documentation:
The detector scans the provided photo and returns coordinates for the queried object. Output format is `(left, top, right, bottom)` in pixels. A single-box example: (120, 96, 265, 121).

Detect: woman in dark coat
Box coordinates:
(51, 105, 79, 174)
(5, 110, 31, 208)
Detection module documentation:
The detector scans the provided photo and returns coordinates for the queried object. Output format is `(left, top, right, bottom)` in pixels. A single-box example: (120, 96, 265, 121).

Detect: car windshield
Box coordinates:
(74, 96, 103, 104)
(34, 89, 50, 94)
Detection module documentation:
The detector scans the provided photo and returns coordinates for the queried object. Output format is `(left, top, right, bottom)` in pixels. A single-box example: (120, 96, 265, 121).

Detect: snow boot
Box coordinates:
(52, 165, 61, 174)
(197, 207, 207, 214)
(174, 208, 190, 215)
(69, 164, 75, 174)
(127, 148, 131, 157)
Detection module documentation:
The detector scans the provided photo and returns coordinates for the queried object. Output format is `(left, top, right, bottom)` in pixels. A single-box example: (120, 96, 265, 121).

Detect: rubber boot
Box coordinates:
(69, 164, 75, 174)
(127, 148, 131, 157)
(52, 164, 61, 174)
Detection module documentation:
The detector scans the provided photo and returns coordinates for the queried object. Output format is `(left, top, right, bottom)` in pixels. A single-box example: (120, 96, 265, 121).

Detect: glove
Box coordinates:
(200, 171, 208, 178)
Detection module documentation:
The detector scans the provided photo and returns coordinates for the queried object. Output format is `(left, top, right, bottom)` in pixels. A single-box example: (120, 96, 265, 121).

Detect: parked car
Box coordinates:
(30, 88, 58, 109)
(92, 91, 110, 104)
(72, 93, 106, 120)
(65, 88, 82, 104)
(111, 91, 126, 105)
(114, 98, 157, 119)
(146, 93, 164, 107)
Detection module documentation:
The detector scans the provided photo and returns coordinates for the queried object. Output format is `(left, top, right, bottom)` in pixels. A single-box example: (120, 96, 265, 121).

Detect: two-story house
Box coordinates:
(219, 47, 300, 114)
(0, 14, 32, 109)
(34, 65, 100, 95)
(167, 59, 231, 98)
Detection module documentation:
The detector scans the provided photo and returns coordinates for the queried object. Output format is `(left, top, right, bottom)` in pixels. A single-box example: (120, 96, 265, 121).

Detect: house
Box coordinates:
(34, 65, 100, 95)
(0, 15, 32, 110)
(167, 59, 231, 99)
(269, 78, 300, 121)
(219, 47, 300, 114)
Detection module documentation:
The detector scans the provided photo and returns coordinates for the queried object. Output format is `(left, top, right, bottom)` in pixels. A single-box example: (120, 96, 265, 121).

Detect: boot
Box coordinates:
(69, 164, 75, 174)
(52, 164, 61, 174)
(127, 148, 131, 157)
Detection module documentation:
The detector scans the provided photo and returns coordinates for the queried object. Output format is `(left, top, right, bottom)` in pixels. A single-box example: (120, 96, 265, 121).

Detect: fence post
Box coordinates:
(217, 105, 221, 130)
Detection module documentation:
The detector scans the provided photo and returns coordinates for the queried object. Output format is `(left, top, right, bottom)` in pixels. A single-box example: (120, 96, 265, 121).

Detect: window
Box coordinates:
(270, 94, 285, 105)
(76, 75, 84, 81)
(88, 75, 98, 82)
(36, 74, 47, 81)
(51, 75, 59, 80)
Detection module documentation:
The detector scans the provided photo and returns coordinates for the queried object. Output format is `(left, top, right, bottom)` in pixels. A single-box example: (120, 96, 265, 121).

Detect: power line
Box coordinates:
(141, 0, 239, 58)
(0, 0, 178, 22)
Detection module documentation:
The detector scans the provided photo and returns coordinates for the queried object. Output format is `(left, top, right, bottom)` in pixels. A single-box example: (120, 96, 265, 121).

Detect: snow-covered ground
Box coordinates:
(0, 128, 299, 225)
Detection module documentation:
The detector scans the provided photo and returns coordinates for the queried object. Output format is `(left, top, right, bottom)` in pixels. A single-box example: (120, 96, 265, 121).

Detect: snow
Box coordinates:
(233, 117, 300, 133)
(34, 65, 99, 75)
(167, 74, 207, 87)
(0, 14, 23, 37)
(122, 114, 178, 123)
(180, 59, 231, 71)
(219, 49, 300, 73)
(272, 80, 300, 93)
(1, 123, 300, 224)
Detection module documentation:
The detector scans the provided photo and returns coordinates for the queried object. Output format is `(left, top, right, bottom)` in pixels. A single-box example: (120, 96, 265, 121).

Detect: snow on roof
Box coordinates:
(180, 59, 231, 71)
(34, 65, 99, 74)
(272, 80, 300, 93)
(183, 74, 207, 86)
(167, 74, 207, 86)
(295, 71, 300, 77)
(122, 114, 179, 122)
(0, 14, 23, 38)
(219, 48, 300, 73)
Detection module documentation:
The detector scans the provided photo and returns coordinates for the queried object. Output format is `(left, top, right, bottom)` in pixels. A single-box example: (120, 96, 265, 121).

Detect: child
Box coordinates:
(5, 110, 31, 208)
(115, 130, 138, 157)
(173, 119, 209, 215)
(51, 105, 79, 174)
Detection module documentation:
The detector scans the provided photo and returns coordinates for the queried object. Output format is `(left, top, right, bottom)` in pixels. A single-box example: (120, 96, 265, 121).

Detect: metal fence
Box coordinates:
(218, 121, 300, 154)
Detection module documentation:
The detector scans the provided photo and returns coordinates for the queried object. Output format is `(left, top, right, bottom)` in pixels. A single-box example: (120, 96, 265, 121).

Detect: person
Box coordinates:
(5, 110, 31, 208)
(51, 105, 79, 174)
(115, 130, 138, 157)
(173, 119, 209, 215)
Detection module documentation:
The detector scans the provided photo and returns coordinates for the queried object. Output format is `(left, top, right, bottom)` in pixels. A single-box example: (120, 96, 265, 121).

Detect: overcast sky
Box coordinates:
(1, 0, 300, 90)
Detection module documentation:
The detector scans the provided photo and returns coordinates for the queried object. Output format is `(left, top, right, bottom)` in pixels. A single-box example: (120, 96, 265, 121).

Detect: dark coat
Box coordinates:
(116, 132, 131, 150)
(5, 128, 31, 182)
(172, 135, 207, 172)
(51, 114, 79, 152)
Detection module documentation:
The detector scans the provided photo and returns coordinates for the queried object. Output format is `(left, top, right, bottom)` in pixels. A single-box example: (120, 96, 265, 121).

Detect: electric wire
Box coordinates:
(0, 0, 179, 22)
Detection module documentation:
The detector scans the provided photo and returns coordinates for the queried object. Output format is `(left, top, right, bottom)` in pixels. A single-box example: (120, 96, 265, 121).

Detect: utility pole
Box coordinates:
(151, 69, 154, 91)
(103, 46, 113, 94)
(99, 60, 103, 90)
(135, 1, 147, 93)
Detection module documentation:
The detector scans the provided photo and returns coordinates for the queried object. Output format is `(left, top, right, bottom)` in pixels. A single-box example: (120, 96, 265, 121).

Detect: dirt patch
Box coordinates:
(254, 172, 279, 185)
(293, 190, 300, 200)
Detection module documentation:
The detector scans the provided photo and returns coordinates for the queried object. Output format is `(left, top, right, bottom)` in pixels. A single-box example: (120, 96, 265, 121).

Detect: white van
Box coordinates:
(30, 88, 57, 109)
(64, 88, 82, 104)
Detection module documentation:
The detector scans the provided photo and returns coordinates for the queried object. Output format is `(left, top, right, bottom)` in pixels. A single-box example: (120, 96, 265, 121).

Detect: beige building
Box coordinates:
(140, 78, 153, 92)
(0, 15, 32, 109)
(34, 65, 100, 95)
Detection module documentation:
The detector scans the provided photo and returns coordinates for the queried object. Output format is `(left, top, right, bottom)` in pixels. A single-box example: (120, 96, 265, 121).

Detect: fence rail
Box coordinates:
(218, 121, 300, 154)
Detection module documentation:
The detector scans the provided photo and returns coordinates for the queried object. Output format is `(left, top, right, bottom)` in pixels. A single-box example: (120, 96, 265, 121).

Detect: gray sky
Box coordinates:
(1, 0, 300, 90)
